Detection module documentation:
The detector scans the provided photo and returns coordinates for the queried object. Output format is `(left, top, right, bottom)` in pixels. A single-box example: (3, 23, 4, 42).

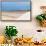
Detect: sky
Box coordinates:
(0, 2, 31, 11)
(1, 0, 30, 2)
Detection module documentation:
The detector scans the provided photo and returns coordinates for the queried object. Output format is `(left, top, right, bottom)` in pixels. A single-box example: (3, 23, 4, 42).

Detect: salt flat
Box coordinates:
(1, 11, 30, 20)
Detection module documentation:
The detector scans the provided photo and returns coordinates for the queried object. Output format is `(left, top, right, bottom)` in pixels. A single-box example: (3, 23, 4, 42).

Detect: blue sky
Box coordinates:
(0, 2, 31, 11)
(2, 0, 30, 2)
